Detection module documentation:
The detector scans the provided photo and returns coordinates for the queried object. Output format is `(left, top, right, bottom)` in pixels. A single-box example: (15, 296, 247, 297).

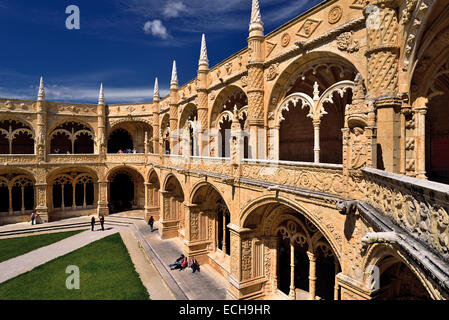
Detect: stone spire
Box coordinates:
(154, 77, 160, 100)
(198, 34, 209, 69)
(171, 60, 178, 88)
(98, 83, 105, 105)
(249, 0, 264, 35)
(37, 77, 45, 101)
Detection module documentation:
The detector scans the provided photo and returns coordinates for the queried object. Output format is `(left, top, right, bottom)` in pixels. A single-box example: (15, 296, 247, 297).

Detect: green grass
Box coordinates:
(0, 230, 85, 263)
(0, 233, 149, 300)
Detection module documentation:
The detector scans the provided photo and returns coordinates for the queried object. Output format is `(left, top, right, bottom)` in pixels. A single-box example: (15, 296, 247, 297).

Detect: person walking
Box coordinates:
(148, 216, 155, 232)
(91, 216, 96, 231)
(100, 215, 105, 231)
(30, 211, 36, 225)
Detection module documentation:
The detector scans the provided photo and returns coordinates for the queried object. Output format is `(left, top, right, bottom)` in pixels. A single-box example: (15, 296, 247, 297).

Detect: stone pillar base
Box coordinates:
(160, 220, 179, 239)
(336, 273, 372, 300)
(36, 207, 49, 223)
(227, 276, 267, 300)
(97, 202, 109, 217)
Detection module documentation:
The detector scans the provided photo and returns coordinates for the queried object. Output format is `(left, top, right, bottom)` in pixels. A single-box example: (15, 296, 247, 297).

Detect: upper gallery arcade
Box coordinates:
(0, 0, 449, 300)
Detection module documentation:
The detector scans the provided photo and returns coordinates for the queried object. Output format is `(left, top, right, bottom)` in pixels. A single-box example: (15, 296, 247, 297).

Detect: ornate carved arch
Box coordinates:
(240, 195, 342, 262)
(362, 243, 438, 299)
(189, 180, 230, 211)
(267, 52, 359, 123)
(210, 85, 248, 129)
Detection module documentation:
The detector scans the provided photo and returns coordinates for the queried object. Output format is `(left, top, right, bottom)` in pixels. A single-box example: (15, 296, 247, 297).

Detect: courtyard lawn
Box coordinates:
(0, 233, 149, 300)
(0, 230, 85, 263)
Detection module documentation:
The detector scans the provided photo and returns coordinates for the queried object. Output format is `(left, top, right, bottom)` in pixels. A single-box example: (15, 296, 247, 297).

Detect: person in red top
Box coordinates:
(180, 257, 188, 271)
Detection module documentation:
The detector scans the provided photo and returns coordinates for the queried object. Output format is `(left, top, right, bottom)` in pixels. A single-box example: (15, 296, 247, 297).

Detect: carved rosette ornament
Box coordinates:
(336, 31, 360, 53)
(266, 63, 279, 81)
(328, 6, 343, 24)
(281, 33, 290, 47)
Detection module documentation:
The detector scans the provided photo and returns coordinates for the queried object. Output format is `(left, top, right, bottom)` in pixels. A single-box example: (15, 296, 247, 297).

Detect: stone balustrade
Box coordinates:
(361, 167, 449, 262)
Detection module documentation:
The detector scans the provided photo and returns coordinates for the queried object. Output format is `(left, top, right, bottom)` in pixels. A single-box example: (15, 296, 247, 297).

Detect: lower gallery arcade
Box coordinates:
(0, 165, 436, 300)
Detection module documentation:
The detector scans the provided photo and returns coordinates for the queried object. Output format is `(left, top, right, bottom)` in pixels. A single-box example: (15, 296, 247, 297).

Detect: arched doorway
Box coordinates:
(270, 62, 356, 164)
(108, 121, 153, 154)
(108, 129, 133, 153)
(179, 104, 199, 157)
(0, 119, 34, 154)
(110, 172, 134, 211)
(409, 2, 449, 183)
(49, 121, 94, 154)
(147, 170, 161, 221)
(160, 175, 185, 239)
(108, 167, 145, 213)
(242, 201, 341, 300)
(0, 172, 35, 215)
(365, 251, 432, 300)
(160, 114, 171, 155)
(50, 171, 96, 212)
(210, 87, 249, 158)
(189, 183, 232, 268)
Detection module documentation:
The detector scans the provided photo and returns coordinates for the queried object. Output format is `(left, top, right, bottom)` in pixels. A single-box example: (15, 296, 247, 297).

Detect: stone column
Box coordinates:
(97, 84, 107, 156)
(36, 77, 47, 162)
(97, 180, 109, 216)
(170, 62, 179, 155)
(83, 183, 87, 208)
(365, 0, 401, 173)
(197, 34, 209, 158)
(160, 190, 177, 239)
(307, 251, 317, 300)
(413, 97, 428, 179)
(35, 182, 49, 223)
(247, 1, 265, 160)
(8, 186, 13, 215)
(222, 213, 227, 254)
(144, 182, 150, 220)
(267, 127, 279, 160)
(21, 186, 25, 214)
(36, 108, 47, 161)
(153, 78, 161, 155)
(313, 119, 321, 163)
(289, 243, 296, 300)
(334, 262, 340, 300)
(72, 183, 76, 209)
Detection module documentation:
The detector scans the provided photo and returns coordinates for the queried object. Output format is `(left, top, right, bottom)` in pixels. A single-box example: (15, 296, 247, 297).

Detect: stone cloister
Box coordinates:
(0, 0, 448, 300)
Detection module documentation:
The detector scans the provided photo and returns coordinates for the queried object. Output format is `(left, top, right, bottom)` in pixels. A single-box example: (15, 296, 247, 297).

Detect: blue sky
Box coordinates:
(0, 0, 322, 104)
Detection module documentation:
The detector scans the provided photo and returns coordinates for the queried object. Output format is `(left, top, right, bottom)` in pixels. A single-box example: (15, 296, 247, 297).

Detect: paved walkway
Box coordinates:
(134, 220, 229, 300)
(0, 227, 120, 284)
(0, 212, 229, 300)
(119, 228, 175, 300)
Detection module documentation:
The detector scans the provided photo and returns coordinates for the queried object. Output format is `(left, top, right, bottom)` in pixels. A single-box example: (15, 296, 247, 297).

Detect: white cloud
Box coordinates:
(163, 1, 187, 18)
(143, 20, 169, 39)
(122, 0, 319, 34)
(0, 85, 170, 104)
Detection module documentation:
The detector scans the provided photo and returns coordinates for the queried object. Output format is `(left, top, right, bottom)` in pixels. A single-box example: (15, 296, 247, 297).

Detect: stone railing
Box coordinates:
(361, 167, 449, 262)
(240, 159, 347, 196)
(189, 156, 234, 176)
(48, 154, 100, 164)
(105, 153, 146, 163)
(0, 154, 38, 165)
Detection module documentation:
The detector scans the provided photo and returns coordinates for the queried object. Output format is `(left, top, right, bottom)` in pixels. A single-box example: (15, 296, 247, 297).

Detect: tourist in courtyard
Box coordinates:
(91, 216, 95, 231)
(169, 254, 185, 270)
(190, 258, 200, 273)
(30, 211, 36, 225)
(179, 257, 188, 271)
(100, 215, 105, 231)
(148, 216, 155, 232)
